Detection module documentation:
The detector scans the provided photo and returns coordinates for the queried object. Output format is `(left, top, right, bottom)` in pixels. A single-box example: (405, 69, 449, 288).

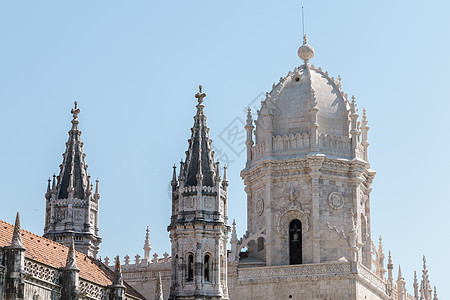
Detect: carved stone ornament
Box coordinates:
(255, 198, 264, 216)
(328, 192, 344, 210)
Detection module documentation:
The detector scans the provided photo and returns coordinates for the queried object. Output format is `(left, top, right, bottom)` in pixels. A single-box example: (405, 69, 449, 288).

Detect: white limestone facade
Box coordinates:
(106, 36, 439, 300)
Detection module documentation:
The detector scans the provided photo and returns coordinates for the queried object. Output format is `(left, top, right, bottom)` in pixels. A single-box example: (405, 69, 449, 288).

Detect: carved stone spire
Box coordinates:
(143, 226, 152, 262)
(56, 101, 90, 200)
(45, 178, 51, 200)
(397, 265, 406, 300)
(156, 272, 164, 300)
(245, 107, 254, 165)
(433, 287, 438, 300)
(181, 85, 216, 187)
(65, 236, 78, 270)
(420, 255, 432, 300)
(171, 164, 178, 188)
(222, 165, 229, 189)
(387, 251, 394, 291)
(113, 256, 124, 286)
(44, 102, 102, 258)
(414, 270, 419, 300)
(10, 212, 23, 248)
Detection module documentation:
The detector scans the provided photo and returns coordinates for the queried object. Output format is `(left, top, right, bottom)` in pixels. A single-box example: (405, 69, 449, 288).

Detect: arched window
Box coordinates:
(187, 253, 194, 281)
(204, 254, 211, 282)
(257, 237, 265, 251)
(289, 219, 302, 265)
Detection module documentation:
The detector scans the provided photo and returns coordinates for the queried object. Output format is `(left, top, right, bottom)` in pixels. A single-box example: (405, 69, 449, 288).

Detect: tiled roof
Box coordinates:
(0, 219, 145, 299)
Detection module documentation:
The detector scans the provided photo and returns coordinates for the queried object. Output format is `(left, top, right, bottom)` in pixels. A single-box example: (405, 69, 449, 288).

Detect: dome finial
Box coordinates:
(298, 34, 315, 63)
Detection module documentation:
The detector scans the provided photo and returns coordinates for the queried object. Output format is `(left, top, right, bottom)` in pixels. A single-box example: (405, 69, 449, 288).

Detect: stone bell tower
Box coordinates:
(238, 35, 375, 268)
(43, 101, 102, 258)
(168, 86, 230, 300)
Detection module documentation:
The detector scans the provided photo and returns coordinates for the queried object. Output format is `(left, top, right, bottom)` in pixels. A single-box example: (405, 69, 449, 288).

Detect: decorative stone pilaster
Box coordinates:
(307, 156, 324, 263)
(347, 215, 359, 273)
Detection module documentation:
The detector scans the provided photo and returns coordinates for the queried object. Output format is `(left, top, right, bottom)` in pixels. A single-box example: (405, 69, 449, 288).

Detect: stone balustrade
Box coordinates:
(238, 261, 351, 282)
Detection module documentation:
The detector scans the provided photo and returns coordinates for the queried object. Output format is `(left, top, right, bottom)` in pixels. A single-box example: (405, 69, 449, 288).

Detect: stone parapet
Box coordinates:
(237, 261, 351, 282)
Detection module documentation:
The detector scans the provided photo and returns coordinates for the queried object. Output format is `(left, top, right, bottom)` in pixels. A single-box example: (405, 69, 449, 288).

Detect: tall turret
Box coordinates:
(240, 36, 375, 267)
(43, 101, 101, 258)
(168, 86, 230, 300)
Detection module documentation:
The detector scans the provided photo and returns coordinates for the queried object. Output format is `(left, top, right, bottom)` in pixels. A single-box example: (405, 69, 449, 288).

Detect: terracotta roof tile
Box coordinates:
(0, 219, 145, 299)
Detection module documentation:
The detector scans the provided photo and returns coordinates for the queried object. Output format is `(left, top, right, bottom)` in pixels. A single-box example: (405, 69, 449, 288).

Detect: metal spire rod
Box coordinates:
(302, 6, 305, 37)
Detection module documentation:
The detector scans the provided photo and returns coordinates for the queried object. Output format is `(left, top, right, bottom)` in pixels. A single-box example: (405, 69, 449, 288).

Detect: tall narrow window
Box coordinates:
(204, 254, 210, 282)
(187, 254, 194, 281)
(289, 219, 302, 265)
(257, 237, 265, 251)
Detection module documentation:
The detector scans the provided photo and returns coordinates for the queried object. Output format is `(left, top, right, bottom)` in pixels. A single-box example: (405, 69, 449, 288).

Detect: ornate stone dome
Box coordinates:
(255, 64, 350, 141)
(250, 35, 367, 161)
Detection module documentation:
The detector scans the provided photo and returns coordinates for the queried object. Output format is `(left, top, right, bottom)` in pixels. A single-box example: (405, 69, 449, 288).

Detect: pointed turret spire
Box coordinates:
(54, 102, 91, 200)
(94, 178, 100, 201)
(143, 226, 152, 262)
(181, 85, 216, 187)
(398, 265, 403, 280)
(10, 212, 23, 248)
(52, 174, 56, 190)
(433, 287, 438, 300)
(113, 255, 124, 286)
(360, 108, 370, 162)
(214, 162, 221, 183)
(420, 255, 432, 299)
(377, 236, 386, 279)
(397, 265, 406, 300)
(65, 236, 78, 270)
(156, 272, 164, 300)
(44, 102, 102, 259)
(171, 164, 178, 188)
(229, 219, 239, 262)
(222, 166, 229, 189)
(45, 178, 51, 200)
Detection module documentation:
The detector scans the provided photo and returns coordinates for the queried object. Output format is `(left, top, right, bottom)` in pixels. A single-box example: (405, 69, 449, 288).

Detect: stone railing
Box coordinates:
(24, 258, 60, 285)
(105, 252, 171, 271)
(238, 262, 351, 281)
(251, 133, 358, 162)
(273, 133, 310, 153)
(318, 133, 351, 157)
(358, 263, 386, 293)
(79, 279, 106, 299)
(251, 143, 265, 161)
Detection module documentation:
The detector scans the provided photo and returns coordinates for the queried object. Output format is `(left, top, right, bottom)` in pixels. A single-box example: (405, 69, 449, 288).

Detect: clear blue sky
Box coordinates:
(1, 0, 449, 297)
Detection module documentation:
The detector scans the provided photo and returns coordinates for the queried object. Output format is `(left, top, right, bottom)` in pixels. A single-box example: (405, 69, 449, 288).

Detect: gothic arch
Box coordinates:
(278, 209, 309, 264)
(277, 209, 309, 234)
